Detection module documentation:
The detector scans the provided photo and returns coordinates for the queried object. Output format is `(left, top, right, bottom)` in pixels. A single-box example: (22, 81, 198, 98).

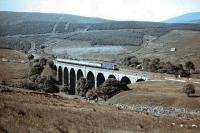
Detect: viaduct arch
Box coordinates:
(121, 76, 131, 85)
(108, 74, 116, 79)
(87, 71, 95, 88)
(58, 66, 62, 85)
(97, 73, 105, 87)
(77, 69, 83, 80)
(64, 67, 68, 85)
(136, 78, 145, 82)
(54, 59, 149, 95)
(70, 68, 76, 95)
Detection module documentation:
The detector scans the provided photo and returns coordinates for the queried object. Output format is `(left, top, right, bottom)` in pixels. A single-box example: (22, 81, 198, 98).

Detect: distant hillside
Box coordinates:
(0, 11, 109, 36)
(0, 11, 109, 25)
(164, 12, 200, 24)
(133, 30, 200, 68)
(1, 12, 200, 37)
(189, 19, 200, 23)
(69, 29, 144, 46)
(1, 11, 200, 52)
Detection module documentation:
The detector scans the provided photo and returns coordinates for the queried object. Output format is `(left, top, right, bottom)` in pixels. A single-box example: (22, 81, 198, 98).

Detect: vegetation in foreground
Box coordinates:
(1, 88, 200, 133)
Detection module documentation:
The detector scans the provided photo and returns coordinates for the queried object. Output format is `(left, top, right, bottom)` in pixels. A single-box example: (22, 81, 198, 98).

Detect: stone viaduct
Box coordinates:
(54, 59, 150, 95)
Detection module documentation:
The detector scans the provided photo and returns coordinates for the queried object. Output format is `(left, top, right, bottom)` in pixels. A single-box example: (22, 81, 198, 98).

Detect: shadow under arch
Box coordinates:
(136, 78, 145, 82)
(70, 68, 76, 95)
(77, 69, 84, 80)
(87, 71, 95, 88)
(97, 73, 105, 87)
(58, 66, 62, 85)
(64, 67, 69, 85)
(108, 74, 116, 79)
(121, 76, 131, 85)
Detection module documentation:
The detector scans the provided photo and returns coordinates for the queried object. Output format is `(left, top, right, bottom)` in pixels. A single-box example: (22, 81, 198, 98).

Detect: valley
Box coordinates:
(1, 11, 200, 132)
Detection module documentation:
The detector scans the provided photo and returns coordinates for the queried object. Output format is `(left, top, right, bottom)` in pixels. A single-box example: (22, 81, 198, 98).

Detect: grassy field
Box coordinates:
(109, 80, 200, 109)
(0, 48, 29, 82)
(1, 89, 200, 133)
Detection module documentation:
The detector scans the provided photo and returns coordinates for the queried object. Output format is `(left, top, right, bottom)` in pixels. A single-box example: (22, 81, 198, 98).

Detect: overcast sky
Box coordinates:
(0, 0, 200, 21)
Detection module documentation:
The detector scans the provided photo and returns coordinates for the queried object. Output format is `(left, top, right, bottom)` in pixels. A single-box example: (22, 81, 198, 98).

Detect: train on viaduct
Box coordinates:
(54, 58, 150, 95)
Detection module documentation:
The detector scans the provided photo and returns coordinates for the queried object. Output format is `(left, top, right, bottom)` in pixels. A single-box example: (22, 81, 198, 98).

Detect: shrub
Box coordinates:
(148, 63, 157, 72)
(140, 58, 193, 78)
(27, 54, 34, 61)
(157, 62, 165, 70)
(176, 69, 190, 78)
(96, 78, 130, 100)
(35, 76, 46, 84)
(33, 63, 41, 67)
(39, 58, 47, 66)
(43, 79, 59, 93)
(30, 66, 44, 76)
(164, 62, 176, 74)
(151, 58, 160, 64)
(143, 58, 151, 71)
(1, 80, 6, 85)
(47, 60, 54, 68)
(121, 56, 139, 67)
(29, 74, 40, 82)
(33, 59, 39, 63)
(185, 61, 195, 74)
(19, 81, 40, 90)
(77, 77, 93, 97)
(60, 84, 69, 93)
(183, 84, 195, 97)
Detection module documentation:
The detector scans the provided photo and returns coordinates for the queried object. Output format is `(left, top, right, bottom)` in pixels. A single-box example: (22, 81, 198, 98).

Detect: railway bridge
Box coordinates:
(54, 59, 150, 95)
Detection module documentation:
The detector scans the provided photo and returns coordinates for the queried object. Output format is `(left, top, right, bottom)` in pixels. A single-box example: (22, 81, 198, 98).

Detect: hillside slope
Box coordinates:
(1, 89, 200, 133)
(109, 80, 200, 109)
(133, 30, 200, 68)
(1, 12, 200, 37)
(164, 12, 200, 24)
(0, 11, 109, 25)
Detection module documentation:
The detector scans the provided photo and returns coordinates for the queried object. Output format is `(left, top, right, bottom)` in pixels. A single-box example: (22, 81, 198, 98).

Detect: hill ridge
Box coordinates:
(164, 12, 200, 24)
